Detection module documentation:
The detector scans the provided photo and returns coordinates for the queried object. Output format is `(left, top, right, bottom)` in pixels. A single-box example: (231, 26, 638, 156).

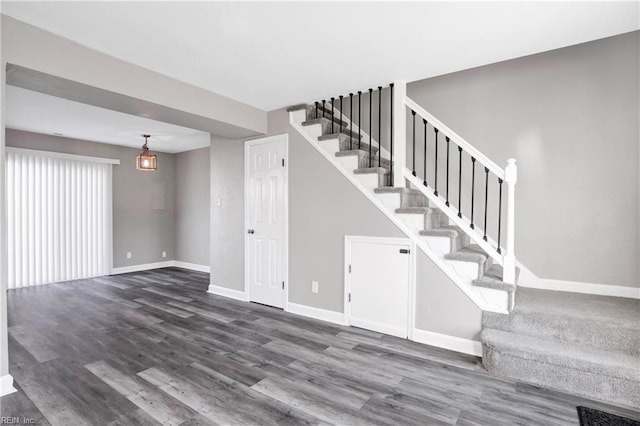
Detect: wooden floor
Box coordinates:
(1, 268, 638, 425)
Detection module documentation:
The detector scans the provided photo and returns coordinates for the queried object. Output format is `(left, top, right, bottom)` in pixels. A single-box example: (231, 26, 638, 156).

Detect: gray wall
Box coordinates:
(175, 147, 210, 266)
(407, 31, 640, 288)
(268, 108, 482, 339)
(5, 129, 176, 268)
(210, 135, 245, 291)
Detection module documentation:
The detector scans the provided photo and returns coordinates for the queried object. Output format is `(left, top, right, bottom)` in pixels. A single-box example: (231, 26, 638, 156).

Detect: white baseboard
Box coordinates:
(412, 328, 482, 357)
(172, 261, 210, 273)
(0, 374, 17, 397)
(286, 302, 347, 326)
(207, 285, 248, 302)
(111, 260, 211, 275)
(519, 278, 640, 299)
(110, 261, 175, 275)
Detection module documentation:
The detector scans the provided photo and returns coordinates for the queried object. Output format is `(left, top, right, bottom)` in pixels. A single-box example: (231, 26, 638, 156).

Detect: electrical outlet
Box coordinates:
(126, 251, 132, 259)
(162, 251, 167, 258)
(311, 281, 319, 294)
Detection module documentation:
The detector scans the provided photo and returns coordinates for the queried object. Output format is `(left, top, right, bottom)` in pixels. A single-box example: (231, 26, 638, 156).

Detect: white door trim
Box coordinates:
(244, 133, 289, 310)
(344, 235, 416, 339)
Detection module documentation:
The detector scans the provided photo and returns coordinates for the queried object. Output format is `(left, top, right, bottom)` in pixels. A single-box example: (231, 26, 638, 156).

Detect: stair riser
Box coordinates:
(483, 346, 640, 409)
(399, 214, 426, 233)
(355, 172, 389, 189)
(425, 212, 448, 229)
(422, 236, 452, 255)
(512, 314, 639, 356)
(448, 257, 492, 280)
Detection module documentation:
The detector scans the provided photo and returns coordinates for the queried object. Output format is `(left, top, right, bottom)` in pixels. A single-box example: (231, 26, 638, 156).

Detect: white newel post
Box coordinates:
(503, 159, 517, 285)
(392, 80, 406, 188)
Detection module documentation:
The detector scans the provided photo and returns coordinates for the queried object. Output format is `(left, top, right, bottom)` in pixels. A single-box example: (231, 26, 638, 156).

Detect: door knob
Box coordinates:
(248, 229, 255, 234)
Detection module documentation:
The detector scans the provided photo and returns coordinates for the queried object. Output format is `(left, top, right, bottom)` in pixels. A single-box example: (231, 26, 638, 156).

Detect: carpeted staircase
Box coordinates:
(288, 101, 640, 410)
(482, 287, 640, 409)
(289, 102, 515, 309)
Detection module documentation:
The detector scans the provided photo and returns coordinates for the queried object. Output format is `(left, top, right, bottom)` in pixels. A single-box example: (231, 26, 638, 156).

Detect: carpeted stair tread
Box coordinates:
(335, 150, 391, 168)
(302, 116, 349, 128)
(514, 288, 640, 329)
(481, 328, 639, 381)
(374, 187, 422, 195)
(318, 132, 363, 143)
(473, 277, 516, 292)
(444, 244, 489, 263)
(395, 207, 438, 214)
(419, 225, 463, 238)
(354, 167, 388, 175)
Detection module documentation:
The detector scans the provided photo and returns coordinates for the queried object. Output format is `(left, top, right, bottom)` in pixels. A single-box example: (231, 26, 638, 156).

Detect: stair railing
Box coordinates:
(393, 81, 517, 284)
(308, 81, 517, 285)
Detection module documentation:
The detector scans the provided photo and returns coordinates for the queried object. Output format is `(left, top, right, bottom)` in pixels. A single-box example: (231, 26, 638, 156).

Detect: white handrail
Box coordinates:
(404, 97, 505, 180)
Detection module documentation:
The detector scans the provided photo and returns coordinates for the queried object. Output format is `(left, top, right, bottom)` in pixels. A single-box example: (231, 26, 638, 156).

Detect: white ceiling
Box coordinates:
(2, 2, 638, 111)
(5, 85, 210, 153)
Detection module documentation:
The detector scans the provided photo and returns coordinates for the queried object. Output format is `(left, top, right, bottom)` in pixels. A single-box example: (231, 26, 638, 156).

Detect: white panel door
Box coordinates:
(348, 238, 412, 338)
(246, 136, 286, 308)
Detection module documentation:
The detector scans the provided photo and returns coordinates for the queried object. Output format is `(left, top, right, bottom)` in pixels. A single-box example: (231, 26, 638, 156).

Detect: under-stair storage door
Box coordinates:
(346, 236, 414, 338)
(246, 135, 288, 309)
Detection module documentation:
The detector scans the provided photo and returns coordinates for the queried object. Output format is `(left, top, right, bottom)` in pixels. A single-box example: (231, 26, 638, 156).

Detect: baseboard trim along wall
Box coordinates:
(172, 261, 211, 273)
(111, 261, 175, 275)
(412, 328, 483, 357)
(0, 374, 17, 397)
(519, 278, 640, 299)
(111, 260, 210, 275)
(207, 285, 249, 302)
(286, 302, 348, 326)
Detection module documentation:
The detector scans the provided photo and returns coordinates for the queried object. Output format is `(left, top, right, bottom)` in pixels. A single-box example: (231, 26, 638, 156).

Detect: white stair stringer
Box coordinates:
(290, 109, 509, 314)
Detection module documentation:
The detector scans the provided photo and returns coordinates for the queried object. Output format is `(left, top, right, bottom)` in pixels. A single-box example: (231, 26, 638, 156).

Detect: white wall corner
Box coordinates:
(0, 374, 17, 397)
(412, 328, 483, 357)
(286, 302, 348, 326)
(172, 261, 210, 273)
(207, 284, 249, 302)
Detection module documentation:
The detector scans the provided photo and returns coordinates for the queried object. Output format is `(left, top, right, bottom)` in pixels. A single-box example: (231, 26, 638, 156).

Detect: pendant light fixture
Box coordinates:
(136, 134, 157, 171)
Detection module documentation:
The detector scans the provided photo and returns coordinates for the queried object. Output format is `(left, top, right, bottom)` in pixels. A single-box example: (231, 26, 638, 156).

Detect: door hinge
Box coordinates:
(399, 249, 411, 254)
(348, 293, 351, 302)
(282, 281, 285, 290)
(348, 264, 351, 273)
(282, 158, 285, 167)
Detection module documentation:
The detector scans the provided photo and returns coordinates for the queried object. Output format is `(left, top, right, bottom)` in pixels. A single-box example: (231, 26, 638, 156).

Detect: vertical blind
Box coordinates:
(6, 149, 113, 289)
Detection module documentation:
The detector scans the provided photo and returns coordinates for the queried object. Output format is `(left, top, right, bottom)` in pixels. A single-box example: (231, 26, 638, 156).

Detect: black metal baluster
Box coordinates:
(315, 101, 319, 119)
(445, 137, 450, 206)
(368, 88, 373, 168)
(377, 86, 382, 168)
(349, 93, 354, 150)
(497, 178, 503, 253)
(411, 110, 416, 176)
(483, 167, 489, 241)
(322, 100, 326, 118)
(331, 97, 335, 133)
(358, 91, 362, 150)
(339, 95, 343, 134)
(390, 83, 394, 186)
(434, 128, 439, 196)
(423, 119, 427, 187)
(470, 157, 476, 229)
(457, 147, 463, 218)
